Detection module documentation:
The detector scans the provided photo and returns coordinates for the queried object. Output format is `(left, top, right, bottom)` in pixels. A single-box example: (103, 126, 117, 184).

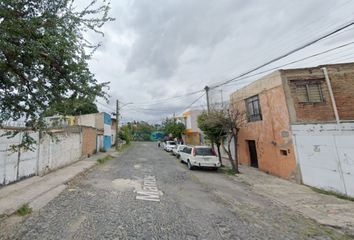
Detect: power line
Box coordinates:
(131, 89, 204, 106)
(249, 1, 354, 65)
(100, 15, 354, 119)
(96, 100, 115, 112)
(182, 92, 206, 111)
(209, 18, 354, 89)
(217, 41, 353, 89)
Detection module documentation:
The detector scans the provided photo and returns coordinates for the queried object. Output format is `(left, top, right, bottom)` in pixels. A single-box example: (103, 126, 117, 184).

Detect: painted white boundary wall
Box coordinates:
(0, 131, 39, 185)
(0, 129, 82, 186)
(292, 123, 354, 197)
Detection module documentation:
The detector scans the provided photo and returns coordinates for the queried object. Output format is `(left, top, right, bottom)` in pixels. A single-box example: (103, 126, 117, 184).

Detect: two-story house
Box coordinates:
(230, 62, 354, 197)
(176, 109, 204, 145)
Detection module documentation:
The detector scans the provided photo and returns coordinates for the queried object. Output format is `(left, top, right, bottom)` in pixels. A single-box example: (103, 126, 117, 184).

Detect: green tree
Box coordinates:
(197, 110, 227, 165)
(162, 118, 185, 139)
(119, 124, 132, 144)
(0, 0, 114, 147)
(44, 97, 98, 116)
(198, 108, 245, 173)
(131, 121, 155, 141)
(219, 108, 246, 173)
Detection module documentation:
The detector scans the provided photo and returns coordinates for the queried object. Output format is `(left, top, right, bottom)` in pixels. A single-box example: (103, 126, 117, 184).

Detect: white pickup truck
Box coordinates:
(179, 146, 221, 170)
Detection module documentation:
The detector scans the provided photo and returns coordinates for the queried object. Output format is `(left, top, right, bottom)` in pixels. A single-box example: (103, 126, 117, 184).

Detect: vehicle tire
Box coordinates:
(187, 160, 194, 170)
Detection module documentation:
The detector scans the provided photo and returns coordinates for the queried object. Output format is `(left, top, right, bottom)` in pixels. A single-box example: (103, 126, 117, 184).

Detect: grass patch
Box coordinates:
(16, 203, 32, 216)
(219, 166, 239, 176)
(97, 155, 113, 164)
(310, 187, 354, 202)
(117, 143, 130, 152)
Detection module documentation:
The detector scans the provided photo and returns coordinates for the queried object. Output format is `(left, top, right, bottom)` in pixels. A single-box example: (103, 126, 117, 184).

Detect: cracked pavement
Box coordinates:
(0, 142, 351, 240)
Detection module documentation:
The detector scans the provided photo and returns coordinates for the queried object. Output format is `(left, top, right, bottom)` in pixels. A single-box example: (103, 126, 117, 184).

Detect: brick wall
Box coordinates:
(327, 64, 354, 120)
(82, 126, 97, 156)
(282, 62, 354, 123)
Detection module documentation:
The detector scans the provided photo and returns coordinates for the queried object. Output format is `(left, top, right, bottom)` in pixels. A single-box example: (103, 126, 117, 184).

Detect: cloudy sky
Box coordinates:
(78, 0, 354, 124)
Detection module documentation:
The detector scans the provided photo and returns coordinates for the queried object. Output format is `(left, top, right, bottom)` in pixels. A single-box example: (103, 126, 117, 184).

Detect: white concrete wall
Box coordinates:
(292, 123, 354, 197)
(0, 128, 83, 185)
(0, 130, 39, 185)
(111, 127, 116, 145)
(76, 114, 96, 128)
(190, 110, 202, 133)
(220, 137, 236, 160)
(38, 131, 82, 175)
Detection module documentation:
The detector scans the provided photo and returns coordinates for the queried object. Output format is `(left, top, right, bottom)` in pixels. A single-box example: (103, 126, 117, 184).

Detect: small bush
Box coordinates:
(16, 203, 32, 216)
(219, 166, 238, 176)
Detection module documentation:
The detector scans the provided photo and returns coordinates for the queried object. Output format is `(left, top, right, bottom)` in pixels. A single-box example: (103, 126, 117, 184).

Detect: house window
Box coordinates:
(245, 95, 262, 122)
(296, 81, 324, 103)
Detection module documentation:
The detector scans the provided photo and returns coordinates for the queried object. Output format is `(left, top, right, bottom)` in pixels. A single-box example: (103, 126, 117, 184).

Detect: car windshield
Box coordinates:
(167, 142, 176, 145)
(195, 148, 215, 156)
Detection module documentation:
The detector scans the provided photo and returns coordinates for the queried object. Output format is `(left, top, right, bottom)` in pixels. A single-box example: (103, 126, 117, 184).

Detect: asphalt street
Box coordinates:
(0, 142, 350, 240)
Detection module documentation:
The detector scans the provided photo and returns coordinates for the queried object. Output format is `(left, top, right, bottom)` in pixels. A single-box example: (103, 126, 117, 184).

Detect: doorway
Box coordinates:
(247, 140, 258, 168)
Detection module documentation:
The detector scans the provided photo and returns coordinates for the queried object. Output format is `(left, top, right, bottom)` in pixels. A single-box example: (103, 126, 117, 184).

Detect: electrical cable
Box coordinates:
(214, 40, 354, 89)
(209, 18, 354, 89)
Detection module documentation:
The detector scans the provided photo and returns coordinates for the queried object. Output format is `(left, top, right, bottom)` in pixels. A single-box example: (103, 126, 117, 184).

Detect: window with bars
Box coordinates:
(245, 95, 262, 122)
(295, 81, 324, 103)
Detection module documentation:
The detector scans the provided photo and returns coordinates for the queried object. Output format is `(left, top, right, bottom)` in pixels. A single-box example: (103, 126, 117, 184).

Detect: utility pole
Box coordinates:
(116, 99, 119, 150)
(204, 85, 214, 149)
(204, 86, 210, 113)
(220, 89, 224, 107)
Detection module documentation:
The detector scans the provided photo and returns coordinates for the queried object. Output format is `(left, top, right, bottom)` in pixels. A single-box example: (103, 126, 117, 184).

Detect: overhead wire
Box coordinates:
(99, 9, 354, 122)
(232, 0, 354, 76)
(131, 89, 204, 106)
(217, 41, 354, 88)
(96, 100, 115, 112)
(209, 19, 354, 90)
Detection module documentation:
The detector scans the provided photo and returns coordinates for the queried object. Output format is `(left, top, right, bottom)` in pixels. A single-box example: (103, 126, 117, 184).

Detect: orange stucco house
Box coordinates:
(230, 62, 354, 183)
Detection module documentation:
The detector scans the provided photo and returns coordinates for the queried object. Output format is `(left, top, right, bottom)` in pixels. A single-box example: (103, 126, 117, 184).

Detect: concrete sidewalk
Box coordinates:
(0, 149, 119, 216)
(231, 164, 354, 234)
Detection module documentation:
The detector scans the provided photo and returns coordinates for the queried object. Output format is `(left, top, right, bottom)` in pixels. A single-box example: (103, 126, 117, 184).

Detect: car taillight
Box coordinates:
(192, 148, 196, 156)
(212, 149, 216, 156)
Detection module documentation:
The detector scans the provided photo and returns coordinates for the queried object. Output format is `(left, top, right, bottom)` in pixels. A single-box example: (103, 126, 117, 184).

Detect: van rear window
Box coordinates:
(195, 148, 215, 156)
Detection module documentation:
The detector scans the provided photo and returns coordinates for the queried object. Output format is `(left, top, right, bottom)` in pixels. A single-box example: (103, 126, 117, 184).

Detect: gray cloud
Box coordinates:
(78, 0, 354, 123)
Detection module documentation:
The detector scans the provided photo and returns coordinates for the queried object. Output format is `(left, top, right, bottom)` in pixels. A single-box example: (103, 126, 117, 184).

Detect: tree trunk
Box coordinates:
(232, 128, 240, 173)
(221, 135, 237, 172)
(216, 142, 223, 166)
(227, 135, 238, 173)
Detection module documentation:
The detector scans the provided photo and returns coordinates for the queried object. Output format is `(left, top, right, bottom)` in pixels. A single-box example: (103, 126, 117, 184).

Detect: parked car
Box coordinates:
(179, 146, 220, 170)
(172, 144, 186, 157)
(164, 141, 177, 152)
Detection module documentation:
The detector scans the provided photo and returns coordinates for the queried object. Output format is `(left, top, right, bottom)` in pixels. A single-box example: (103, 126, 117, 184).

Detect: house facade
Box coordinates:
(230, 62, 354, 197)
(75, 112, 112, 151)
(176, 109, 204, 145)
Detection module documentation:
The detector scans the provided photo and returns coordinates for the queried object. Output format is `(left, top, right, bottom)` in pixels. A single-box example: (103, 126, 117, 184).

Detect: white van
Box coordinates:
(179, 146, 220, 170)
